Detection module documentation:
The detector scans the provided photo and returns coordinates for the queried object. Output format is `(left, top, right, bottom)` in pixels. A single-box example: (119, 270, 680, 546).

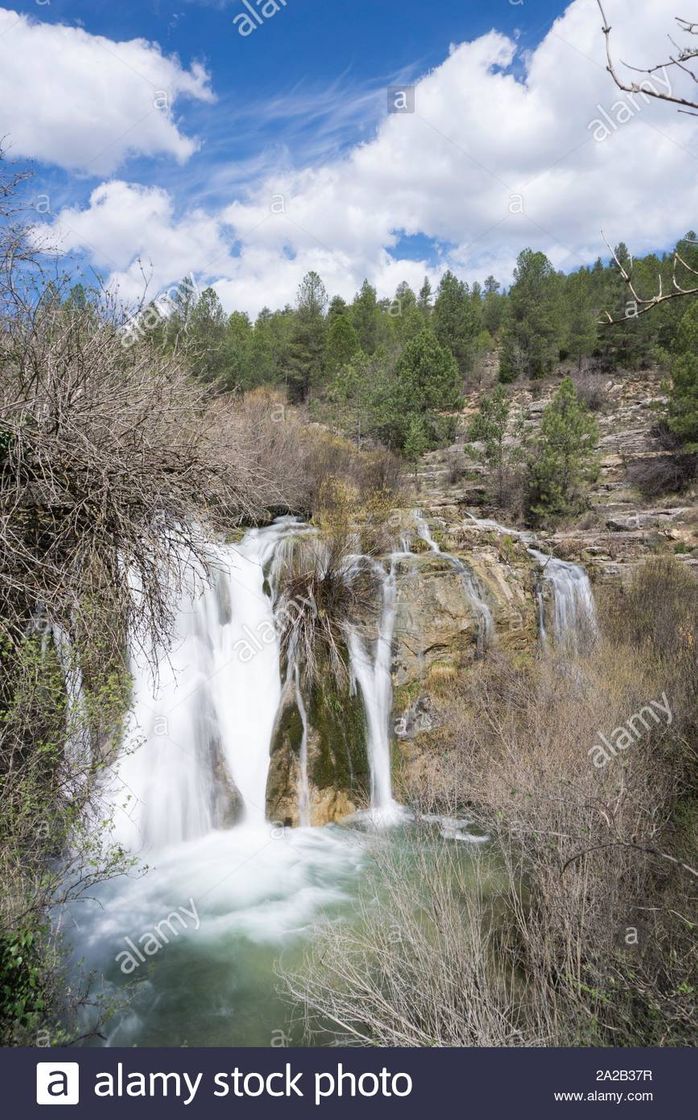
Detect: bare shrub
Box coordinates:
(627, 453, 697, 497)
(283, 839, 553, 1047)
(0, 291, 273, 659)
(603, 555, 697, 739)
(572, 369, 607, 411)
(274, 536, 381, 688)
(232, 392, 403, 526)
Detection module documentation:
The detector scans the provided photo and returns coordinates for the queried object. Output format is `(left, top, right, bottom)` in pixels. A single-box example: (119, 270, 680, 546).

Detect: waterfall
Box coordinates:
(414, 510, 494, 653)
(347, 560, 402, 824)
(110, 519, 300, 851)
(293, 661, 311, 827)
(464, 513, 598, 654)
(528, 548, 598, 653)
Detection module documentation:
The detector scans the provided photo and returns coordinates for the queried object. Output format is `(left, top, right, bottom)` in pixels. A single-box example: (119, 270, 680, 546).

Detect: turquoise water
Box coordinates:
(67, 817, 485, 1047)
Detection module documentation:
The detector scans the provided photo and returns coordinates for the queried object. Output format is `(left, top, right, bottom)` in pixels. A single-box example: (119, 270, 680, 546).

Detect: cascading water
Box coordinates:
(69, 519, 370, 1047)
(346, 559, 402, 824)
(414, 510, 494, 653)
(111, 520, 302, 849)
(463, 512, 598, 653)
(528, 548, 599, 653)
(293, 660, 311, 828)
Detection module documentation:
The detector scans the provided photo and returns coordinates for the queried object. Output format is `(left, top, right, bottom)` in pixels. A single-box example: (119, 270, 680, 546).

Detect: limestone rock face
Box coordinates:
(392, 544, 536, 688)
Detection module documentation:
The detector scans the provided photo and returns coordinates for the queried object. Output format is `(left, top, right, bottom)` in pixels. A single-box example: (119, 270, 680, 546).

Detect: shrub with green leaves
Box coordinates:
(527, 377, 599, 526)
(668, 302, 698, 452)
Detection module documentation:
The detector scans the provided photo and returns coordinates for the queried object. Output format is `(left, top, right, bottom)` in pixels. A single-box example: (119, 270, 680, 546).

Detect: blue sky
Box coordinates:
(1, 1, 695, 314)
(9, 0, 568, 206)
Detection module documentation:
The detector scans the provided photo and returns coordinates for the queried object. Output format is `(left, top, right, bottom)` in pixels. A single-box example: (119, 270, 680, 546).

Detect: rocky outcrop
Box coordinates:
(265, 367, 696, 824)
(417, 368, 697, 585)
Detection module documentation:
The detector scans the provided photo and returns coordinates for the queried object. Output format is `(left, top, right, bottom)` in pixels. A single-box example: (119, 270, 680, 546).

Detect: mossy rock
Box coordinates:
(266, 659, 371, 823)
(308, 669, 369, 799)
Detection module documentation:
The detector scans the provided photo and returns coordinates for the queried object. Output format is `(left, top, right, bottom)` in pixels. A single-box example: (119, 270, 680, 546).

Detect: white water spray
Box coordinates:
(110, 520, 300, 850)
(347, 560, 402, 824)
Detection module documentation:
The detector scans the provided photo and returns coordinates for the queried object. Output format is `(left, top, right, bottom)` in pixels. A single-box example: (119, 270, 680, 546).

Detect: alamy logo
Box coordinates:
(36, 1062, 80, 1105)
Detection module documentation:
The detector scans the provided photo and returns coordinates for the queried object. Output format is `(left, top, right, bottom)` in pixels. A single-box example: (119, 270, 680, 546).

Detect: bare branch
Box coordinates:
(599, 233, 698, 324)
(597, 1, 698, 115)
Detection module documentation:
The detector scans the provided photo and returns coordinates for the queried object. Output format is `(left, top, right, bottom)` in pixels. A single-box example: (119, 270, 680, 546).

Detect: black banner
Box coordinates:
(5, 1047, 693, 1118)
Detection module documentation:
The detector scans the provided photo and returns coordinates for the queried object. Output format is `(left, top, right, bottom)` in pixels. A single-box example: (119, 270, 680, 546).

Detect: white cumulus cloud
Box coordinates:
(0, 7, 214, 174)
(33, 0, 698, 315)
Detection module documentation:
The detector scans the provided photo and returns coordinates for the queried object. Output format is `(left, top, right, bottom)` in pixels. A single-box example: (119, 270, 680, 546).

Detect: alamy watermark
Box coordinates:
(588, 69, 672, 142)
(234, 0, 287, 38)
(115, 898, 200, 974)
(121, 273, 200, 350)
(588, 691, 672, 769)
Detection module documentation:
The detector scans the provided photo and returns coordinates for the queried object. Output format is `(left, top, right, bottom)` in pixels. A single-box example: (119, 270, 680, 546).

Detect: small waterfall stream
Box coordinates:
(528, 549, 599, 653)
(414, 510, 494, 652)
(293, 660, 311, 828)
(463, 512, 598, 652)
(346, 560, 402, 824)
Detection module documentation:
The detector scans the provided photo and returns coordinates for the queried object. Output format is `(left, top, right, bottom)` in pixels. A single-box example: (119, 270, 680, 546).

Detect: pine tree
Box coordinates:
(287, 271, 328, 403)
(418, 277, 433, 317)
(377, 329, 462, 450)
(325, 311, 360, 374)
(565, 273, 598, 370)
(352, 279, 379, 355)
(187, 287, 228, 382)
(482, 275, 505, 337)
(249, 307, 294, 386)
(395, 328, 462, 414)
(391, 282, 423, 346)
(468, 384, 521, 507)
(224, 310, 254, 389)
(433, 270, 477, 375)
(500, 250, 563, 381)
(403, 414, 428, 480)
(527, 377, 599, 525)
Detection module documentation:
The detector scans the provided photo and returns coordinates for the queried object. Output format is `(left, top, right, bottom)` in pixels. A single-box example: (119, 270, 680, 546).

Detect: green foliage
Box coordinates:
(386, 328, 462, 451)
(395, 328, 462, 413)
(325, 310, 360, 374)
(186, 287, 229, 383)
(351, 279, 379, 355)
(0, 629, 131, 1045)
(468, 384, 522, 507)
(500, 250, 564, 381)
(527, 377, 599, 525)
(0, 926, 47, 1044)
(418, 276, 433, 316)
(403, 414, 429, 478)
(287, 271, 328, 402)
(481, 275, 506, 337)
(564, 272, 599, 369)
(668, 302, 698, 450)
(433, 270, 478, 376)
